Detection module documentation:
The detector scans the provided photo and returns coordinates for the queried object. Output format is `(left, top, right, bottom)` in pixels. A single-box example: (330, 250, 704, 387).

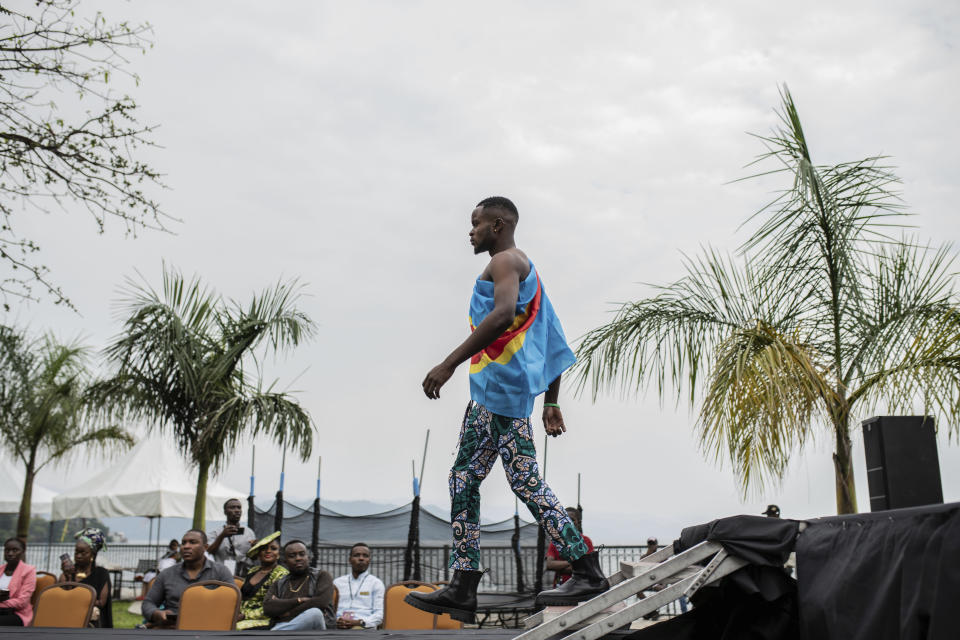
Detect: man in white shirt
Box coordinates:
(206, 498, 258, 576)
(333, 543, 384, 629)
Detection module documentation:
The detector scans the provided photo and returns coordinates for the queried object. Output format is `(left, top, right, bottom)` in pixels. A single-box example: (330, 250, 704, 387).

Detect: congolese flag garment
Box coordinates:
(468, 262, 576, 418)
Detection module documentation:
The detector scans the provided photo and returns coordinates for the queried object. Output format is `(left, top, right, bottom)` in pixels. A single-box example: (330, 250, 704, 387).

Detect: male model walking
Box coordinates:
(407, 197, 608, 622)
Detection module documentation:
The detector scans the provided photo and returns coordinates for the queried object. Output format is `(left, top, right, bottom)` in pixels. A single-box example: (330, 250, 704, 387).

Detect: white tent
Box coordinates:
(51, 436, 245, 521)
(0, 458, 57, 514)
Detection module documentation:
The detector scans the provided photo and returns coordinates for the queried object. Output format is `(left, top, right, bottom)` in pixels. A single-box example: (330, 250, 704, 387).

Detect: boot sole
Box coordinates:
(403, 593, 476, 623)
(536, 587, 609, 607)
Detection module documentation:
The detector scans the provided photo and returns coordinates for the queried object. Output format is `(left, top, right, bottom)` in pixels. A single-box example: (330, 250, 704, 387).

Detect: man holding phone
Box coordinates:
(207, 498, 258, 576)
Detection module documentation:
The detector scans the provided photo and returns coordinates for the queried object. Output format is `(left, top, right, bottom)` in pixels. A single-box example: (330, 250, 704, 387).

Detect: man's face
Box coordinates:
(566, 509, 582, 533)
(469, 207, 498, 254)
(285, 543, 309, 575)
(224, 500, 243, 523)
(180, 531, 205, 562)
(3, 541, 23, 565)
(349, 545, 371, 575)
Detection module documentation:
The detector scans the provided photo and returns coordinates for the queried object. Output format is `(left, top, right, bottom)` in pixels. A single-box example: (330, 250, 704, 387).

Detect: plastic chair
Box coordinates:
(32, 572, 57, 608)
(332, 584, 339, 614)
(382, 580, 438, 630)
(176, 580, 241, 631)
(233, 576, 244, 590)
(32, 582, 96, 628)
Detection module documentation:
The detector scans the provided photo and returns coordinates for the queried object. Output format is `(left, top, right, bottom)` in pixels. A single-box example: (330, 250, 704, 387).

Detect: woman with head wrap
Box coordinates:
(58, 527, 112, 628)
(237, 531, 287, 630)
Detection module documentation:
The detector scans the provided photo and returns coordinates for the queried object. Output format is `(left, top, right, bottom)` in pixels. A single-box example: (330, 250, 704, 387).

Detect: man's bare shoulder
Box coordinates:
(481, 249, 530, 281)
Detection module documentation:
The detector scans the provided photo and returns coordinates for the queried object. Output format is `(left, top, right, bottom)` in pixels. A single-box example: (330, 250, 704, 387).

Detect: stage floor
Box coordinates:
(0, 630, 523, 639)
(0, 628, 635, 639)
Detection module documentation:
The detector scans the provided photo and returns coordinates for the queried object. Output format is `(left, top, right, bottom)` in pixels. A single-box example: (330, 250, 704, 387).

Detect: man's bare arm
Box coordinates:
(423, 253, 523, 399)
(542, 374, 566, 437)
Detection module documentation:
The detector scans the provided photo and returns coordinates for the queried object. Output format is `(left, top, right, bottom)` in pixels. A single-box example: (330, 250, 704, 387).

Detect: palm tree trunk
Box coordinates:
(193, 463, 210, 531)
(832, 412, 858, 514)
(16, 465, 35, 541)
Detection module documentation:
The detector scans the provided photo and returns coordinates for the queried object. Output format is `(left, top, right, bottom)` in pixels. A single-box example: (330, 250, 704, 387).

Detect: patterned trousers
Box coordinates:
(448, 401, 589, 570)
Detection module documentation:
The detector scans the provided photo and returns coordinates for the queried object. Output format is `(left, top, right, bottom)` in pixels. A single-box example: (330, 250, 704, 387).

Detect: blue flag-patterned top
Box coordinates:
(468, 262, 576, 418)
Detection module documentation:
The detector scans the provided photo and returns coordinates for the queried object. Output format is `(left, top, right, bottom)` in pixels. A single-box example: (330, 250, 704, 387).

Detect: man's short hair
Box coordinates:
(223, 498, 241, 510)
(184, 529, 208, 544)
(477, 196, 519, 222)
(349, 542, 370, 555)
(283, 539, 308, 553)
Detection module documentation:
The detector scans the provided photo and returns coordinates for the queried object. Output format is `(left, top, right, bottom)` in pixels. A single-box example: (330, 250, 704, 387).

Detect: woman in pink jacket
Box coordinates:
(0, 538, 35, 627)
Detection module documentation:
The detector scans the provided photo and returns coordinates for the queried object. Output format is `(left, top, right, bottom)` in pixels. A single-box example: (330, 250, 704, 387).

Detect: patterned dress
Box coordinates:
(237, 564, 288, 630)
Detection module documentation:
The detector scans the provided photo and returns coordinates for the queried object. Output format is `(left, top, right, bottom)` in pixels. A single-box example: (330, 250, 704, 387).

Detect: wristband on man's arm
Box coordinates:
(543, 402, 560, 409)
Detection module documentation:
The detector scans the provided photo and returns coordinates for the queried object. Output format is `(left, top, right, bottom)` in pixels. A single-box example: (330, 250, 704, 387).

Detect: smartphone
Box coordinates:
(60, 553, 74, 571)
(235, 526, 245, 535)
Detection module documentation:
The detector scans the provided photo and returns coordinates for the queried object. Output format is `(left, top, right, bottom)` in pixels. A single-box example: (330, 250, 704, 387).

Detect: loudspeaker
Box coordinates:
(862, 415, 943, 511)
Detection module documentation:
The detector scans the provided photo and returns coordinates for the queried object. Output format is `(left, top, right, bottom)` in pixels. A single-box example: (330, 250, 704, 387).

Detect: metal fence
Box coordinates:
(25, 543, 680, 615)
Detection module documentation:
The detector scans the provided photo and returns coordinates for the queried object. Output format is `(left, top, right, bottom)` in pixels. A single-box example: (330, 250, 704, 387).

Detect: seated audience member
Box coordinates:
(545, 508, 594, 587)
(58, 527, 113, 628)
(207, 498, 258, 576)
(263, 540, 335, 631)
(643, 537, 658, 558)
(140, 539, 180, 600)
(142, 529, 233, 628)
(237, 531, 287, 630)
(334, 542, 384, 629)
(0, 538, 34, 627)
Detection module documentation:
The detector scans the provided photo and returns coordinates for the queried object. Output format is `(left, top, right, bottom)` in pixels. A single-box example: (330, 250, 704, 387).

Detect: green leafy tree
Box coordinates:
(0, 326, 133, 539)
(0, 0, 168, 309)
(575, 88, 960, 514)
(88, 266, 317, 529)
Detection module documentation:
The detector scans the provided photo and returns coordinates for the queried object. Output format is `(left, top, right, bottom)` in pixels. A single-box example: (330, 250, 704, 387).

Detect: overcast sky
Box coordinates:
(8, 0, 960, 543)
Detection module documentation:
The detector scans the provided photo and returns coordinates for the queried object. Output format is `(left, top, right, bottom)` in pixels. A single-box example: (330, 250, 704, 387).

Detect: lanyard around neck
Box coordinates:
(348, 573, 368, 602)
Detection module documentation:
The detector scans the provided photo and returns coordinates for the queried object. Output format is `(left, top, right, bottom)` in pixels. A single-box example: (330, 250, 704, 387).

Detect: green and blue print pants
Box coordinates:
(449, 401, 589, 570)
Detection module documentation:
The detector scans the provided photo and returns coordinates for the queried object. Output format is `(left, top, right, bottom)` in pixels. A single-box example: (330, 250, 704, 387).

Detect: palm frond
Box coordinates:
(699, 322, 836, 494)
(574, 248, 809, 405)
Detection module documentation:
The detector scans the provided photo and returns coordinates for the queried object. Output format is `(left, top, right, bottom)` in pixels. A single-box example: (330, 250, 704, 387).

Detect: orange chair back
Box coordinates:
(176, 580, 241, 631)
(332, 584, 339, 614)
(32, 572, 57, 608)
(32, 582, 96, 628)
(382, 581, 438, 630)
(233, 576, 244, 590)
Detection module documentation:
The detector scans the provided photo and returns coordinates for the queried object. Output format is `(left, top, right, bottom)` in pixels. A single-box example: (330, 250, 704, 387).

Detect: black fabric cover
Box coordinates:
(629, 514, 802, 640)
(673, 514, 800, 567)
(796, 501, 960, 640)
(627, 565, 799, 640)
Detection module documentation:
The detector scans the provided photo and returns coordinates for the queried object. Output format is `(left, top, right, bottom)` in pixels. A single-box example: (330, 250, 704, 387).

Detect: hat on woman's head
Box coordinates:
(75, 527, 107, 554)
(247, 531, 282, 559)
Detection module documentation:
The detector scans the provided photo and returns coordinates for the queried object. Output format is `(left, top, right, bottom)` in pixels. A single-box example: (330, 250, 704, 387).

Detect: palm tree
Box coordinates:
(0, 327, 133, 540)
(88, 266, 317, 529)
(575, 87, 960, 514)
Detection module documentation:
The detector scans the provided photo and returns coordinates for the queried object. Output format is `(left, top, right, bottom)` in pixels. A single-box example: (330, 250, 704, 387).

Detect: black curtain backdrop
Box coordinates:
(797, 502, 960, 640)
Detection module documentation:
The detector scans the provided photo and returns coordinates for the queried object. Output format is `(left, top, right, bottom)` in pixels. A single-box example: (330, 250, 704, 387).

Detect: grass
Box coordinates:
(112, 601, 143, 629)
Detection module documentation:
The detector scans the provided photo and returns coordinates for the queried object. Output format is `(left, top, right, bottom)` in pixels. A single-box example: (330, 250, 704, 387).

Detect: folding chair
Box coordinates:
(32, 572, 57, 608)
(382, 580, 438, 630)
(176, 580, 241, 631)
(32, 582, 96, 628)
(516, 541, 748, 640)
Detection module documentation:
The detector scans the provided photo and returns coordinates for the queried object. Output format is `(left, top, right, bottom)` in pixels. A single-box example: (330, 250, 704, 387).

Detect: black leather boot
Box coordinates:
(404, 569, 484, 623)
(535, 551, 610, 606)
